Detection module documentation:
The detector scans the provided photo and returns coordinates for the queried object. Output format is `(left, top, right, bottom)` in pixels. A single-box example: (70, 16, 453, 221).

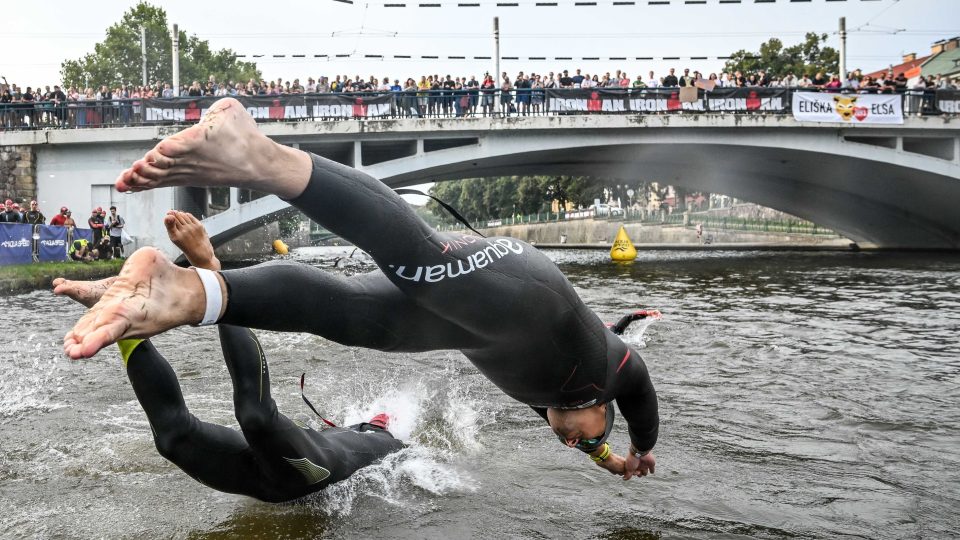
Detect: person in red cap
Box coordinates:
(24, 200, 45, 225)
(88, 207, 105, 244)
(50, 206, 69, 227)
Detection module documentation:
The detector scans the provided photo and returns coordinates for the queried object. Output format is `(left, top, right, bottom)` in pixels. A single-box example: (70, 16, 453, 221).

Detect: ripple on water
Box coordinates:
(2, 250, 960, 538)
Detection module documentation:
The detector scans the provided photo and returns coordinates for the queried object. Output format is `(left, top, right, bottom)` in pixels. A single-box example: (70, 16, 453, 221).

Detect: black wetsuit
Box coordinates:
(124, 324, 403, 503)
(218, 153, 659, 454)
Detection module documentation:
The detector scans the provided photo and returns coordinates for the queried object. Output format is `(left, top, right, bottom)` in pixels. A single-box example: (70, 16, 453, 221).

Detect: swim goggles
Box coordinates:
(558, 403, 616, 452)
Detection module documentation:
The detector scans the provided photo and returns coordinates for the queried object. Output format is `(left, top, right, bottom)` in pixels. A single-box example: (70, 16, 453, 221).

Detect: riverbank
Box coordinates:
(0, 259, 124, 295)
(477, 219, 851, 247)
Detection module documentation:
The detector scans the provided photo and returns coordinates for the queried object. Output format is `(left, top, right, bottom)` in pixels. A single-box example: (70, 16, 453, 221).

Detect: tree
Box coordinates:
(724, 33, 839, 78)
(61, 2, 259, 89)
(428, 175, 613, 223)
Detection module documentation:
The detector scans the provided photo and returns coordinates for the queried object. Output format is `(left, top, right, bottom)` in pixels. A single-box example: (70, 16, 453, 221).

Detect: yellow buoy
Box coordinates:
(272, 239, 289, 255)
(610, 226, 637, 262)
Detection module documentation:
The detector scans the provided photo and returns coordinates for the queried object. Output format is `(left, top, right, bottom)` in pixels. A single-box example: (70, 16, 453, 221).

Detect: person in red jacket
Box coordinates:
(50, 206, 69, 227)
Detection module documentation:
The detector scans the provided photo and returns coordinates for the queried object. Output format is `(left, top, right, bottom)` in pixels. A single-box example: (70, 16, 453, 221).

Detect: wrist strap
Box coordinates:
(193, 267, 222, 326)
(590, 443, 611, 463)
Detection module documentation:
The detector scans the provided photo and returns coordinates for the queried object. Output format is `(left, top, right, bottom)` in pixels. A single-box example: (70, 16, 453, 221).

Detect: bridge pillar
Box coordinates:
(0, 145, 37, 204)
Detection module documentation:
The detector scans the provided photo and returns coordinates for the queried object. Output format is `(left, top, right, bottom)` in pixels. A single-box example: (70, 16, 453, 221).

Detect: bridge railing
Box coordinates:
(1, 88, 958, 131)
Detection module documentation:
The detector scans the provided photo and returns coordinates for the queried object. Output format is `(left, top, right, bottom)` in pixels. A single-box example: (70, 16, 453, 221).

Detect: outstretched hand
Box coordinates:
(623, 450, 656, 481)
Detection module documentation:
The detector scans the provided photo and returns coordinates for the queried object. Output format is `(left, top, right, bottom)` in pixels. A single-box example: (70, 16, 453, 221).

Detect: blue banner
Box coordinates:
(0, 223, 34, 266)
(39, 225, 69, 262)
(73, 227, 93, 244)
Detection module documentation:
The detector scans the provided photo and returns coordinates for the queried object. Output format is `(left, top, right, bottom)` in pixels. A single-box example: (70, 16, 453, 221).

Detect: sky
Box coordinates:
(2, 0, 958, 88)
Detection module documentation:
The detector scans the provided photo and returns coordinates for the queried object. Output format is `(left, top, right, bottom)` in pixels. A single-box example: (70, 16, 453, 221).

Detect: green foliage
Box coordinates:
(427, 176, 618, 223)
(724, 33, 840, 78)
(278, 213, 302, 238)
(60, 2, 259, 89)
(0, 259, 124, 294)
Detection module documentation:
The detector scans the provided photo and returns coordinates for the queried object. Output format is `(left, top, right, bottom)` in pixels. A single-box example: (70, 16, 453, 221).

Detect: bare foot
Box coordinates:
(53, 211, 220, 309)
(53, 276, 118, 308)
(115, 98, 312, 199)
(63, 247, 211, 360)
(164, 210, 221, 271)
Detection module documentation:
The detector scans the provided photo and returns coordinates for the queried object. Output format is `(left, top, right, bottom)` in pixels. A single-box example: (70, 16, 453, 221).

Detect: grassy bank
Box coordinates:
(0, 259, 125, 295)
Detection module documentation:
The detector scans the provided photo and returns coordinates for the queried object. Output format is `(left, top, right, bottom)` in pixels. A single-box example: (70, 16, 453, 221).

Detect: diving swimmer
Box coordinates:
(54, 211, 403, 502)
(62, 97, 658, 480)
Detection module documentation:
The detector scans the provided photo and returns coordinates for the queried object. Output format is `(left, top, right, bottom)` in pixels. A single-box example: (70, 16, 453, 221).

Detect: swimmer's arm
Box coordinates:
(614, 353, 659, 455)
(593, 449, 626, 476)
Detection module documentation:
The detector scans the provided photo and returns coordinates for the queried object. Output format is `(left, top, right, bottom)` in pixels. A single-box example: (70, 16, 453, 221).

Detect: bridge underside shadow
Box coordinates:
(378, 143, 960, 249)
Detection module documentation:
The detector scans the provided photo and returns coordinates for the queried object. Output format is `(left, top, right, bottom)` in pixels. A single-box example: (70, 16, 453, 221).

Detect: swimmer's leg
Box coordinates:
(121, 339, 271, 497)
(286, 153, 447, 265)
(220, 262, 481, 351)
(217, 324, 404, 502)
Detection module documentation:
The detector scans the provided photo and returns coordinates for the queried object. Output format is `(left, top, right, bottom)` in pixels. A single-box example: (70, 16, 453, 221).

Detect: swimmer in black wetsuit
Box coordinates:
(55, 211, 403, 502)
(62, 98, 658, 480)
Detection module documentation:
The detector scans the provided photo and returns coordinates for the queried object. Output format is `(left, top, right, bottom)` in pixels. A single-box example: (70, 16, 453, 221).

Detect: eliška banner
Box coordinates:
(544, 87, 788, 113)
(936, 89, 960, 114)
(792, 92, 903, 124)
(141, 94, 395, 122)
(38, 225, 69, 262)
(0, 223, 34, 266)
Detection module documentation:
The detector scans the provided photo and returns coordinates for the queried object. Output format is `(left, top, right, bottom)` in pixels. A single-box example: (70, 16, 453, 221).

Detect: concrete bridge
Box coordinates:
(2, 112, 959, 256)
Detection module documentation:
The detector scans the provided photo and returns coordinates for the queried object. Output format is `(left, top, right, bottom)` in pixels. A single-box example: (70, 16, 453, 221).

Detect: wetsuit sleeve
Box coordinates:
(613, 350, 659, 453)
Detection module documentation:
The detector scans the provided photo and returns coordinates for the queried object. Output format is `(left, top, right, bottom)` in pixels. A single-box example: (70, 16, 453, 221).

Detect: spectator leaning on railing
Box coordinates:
(1, 65, 958, 130)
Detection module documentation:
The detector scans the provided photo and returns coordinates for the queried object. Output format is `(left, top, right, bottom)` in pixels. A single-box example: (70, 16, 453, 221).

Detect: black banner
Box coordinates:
(545, 87, 789, 113)
(141, 93, 396, 122)
(936, 89, 960, 114)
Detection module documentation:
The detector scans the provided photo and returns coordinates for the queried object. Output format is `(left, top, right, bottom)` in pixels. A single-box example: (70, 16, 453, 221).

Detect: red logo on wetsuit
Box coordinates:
(440, 234, 481, 254)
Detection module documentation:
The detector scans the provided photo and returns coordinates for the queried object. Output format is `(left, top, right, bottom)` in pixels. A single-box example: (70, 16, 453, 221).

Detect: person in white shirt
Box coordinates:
(646, 71, 659, 88)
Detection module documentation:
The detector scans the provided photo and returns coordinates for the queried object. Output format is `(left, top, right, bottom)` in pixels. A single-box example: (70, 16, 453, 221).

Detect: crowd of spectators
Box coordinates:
(1, 66, 957, 128)
(0, 198, 126, 262)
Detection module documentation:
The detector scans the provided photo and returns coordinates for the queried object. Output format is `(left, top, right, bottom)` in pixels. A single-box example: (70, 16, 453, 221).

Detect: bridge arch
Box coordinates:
(150, 114, 960, 254)
(362, 125, 960, 248)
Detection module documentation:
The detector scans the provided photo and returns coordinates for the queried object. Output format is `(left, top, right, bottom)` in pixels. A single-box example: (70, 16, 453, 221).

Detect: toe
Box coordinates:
(146, 148, 176, 169)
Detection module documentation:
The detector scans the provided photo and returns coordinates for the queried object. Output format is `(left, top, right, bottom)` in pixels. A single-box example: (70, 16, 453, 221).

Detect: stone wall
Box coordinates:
(0, 145, 37, 204)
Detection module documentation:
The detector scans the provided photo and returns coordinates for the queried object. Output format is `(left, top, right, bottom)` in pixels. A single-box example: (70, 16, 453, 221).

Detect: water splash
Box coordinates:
(0, 340, 67, 418)
(619, 312, 661, 349)
(301, 366, 490, 515)
(315, 447, 478, 516)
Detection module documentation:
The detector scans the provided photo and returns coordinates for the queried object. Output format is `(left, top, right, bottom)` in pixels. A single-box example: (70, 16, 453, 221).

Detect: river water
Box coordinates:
(1, 247, 958, 539)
